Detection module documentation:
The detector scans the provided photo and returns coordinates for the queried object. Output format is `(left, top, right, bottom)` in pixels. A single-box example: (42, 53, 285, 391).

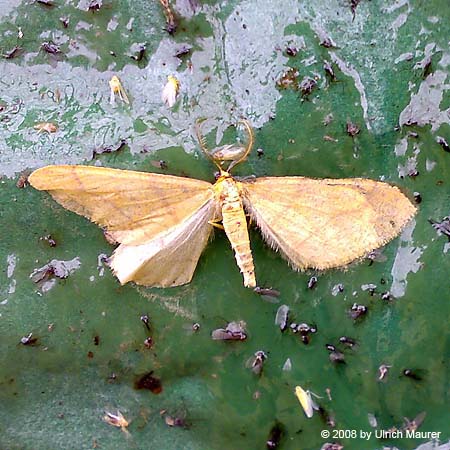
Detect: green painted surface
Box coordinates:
(0, 1, 449, 449)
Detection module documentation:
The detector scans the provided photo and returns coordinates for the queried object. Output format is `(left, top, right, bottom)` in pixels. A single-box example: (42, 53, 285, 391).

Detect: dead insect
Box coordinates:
(36, 0, 55, 7)
(413, 192, 422, 204)
(402, 411, 426, 432)
(174, 45, 192, 58)
(307, 276, 318, 289)
(402, 368, 424, 381)
(135, 371, 163, 394)
(332, 283, 344, 295)
(350, 0, 361, 21)
(319, 36, 337, 48)
(2, 46, 23, 59)
(161, 409, 189, 428)
(34, 122, 58, 133)
(144, 337, 153, 349)
(41, 41, 62, 55)
(366, 248, 387, 264)
(293, 323, 317, 344)
(285, 46, 298, 57)
(30, 259, 78, 284)
(140, 314, 151, 331)
(436, 136, 450, 152)
(323, 60, 336, 81)
(339, 336, 357, 348)
(325, 344, 345, 364)
(318, 406, 336, 428)
(266, 421, 285, 449)
(349, 303, 367, 320)
(321, 443, 344, 450)
(429, 216, 450, 240)
(40, 234, 57, 247)
(16, 173, 29, 188)
(109, 76, 130, 105)
(368, 412, 378, 428)
(378, 364, 391, 381)
(246, 350, 267, 376)
(276, 68, 298, 90)
(282, 358, 292, 371)
(88, 0, 103, 12)
(299, 76, 317, 97)
(60, 17, 69, 28)
(323, 113, 334, 126)
(380, 292, 391, 302)
(362, 283, 377, 296)
(159, 0, 178, 34)
(256, 148, 264, 158)
(93, 335, 100, 346)
(92, 139, 127, 158)
(103, 410, 129, 433)
(421, 55, 433, 78)
(254, 286, 280, 302)
(150, 160, 168, 170)
(130, 42, 146, 62)
(294, 385, 321, 418)
(182, 322, 201, 335)
(20, 332, 39, 346)
(275, 304, 289, 331)
(346, 121, 360, 137)
(211, 321, 247, 341)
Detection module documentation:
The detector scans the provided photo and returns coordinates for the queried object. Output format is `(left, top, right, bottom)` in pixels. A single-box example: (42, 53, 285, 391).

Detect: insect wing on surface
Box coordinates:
(275, 304, 289, 331)
(109, 75, 129, 105)
(212, 321, 247, 341)
(28, 120, 416, 289)
(294, 386, 318, 418)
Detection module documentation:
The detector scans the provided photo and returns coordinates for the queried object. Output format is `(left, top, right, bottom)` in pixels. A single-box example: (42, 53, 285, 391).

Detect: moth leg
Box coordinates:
(208, 219, 225, 230)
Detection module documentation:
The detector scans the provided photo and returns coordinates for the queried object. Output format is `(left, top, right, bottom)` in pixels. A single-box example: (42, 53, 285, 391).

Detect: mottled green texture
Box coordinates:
(0, 1, 449, 449)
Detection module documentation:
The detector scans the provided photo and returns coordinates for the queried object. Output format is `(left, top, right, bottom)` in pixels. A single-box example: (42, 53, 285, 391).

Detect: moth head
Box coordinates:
(195, 119, 254, 174)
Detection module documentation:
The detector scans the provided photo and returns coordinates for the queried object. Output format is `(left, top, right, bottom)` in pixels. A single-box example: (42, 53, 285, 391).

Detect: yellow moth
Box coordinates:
(28, 120, 416, 288)
(161, 75, 180, 108)
(294, 385, 320, 418)
(109, 75, 130, 105)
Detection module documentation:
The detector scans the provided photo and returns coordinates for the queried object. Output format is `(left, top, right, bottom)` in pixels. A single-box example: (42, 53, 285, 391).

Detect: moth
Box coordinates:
(28, 120, 416, 288)
(294, 385, 320, 418)
(109, 75, 129, 105)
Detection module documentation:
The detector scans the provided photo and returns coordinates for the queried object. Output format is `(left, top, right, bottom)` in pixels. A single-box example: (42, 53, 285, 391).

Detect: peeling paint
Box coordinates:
(6, 254, 16, 278)
(399, 71, 450, 130)
(390, 220, 423, 298)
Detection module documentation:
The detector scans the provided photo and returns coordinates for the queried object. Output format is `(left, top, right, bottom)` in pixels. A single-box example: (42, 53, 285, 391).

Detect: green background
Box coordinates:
(0, 1, 449, 449)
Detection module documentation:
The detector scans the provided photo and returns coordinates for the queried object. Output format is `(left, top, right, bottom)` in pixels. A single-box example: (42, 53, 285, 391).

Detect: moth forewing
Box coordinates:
(242, 177, 416, 271)
(110, 200, 218, 287)
(29, 165, 215, 246)
(29, 165, 217, 287)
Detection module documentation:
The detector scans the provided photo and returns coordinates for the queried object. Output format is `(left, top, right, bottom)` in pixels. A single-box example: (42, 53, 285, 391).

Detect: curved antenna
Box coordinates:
(227, 120, 254, 172)
(195, 118, 222, 171)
